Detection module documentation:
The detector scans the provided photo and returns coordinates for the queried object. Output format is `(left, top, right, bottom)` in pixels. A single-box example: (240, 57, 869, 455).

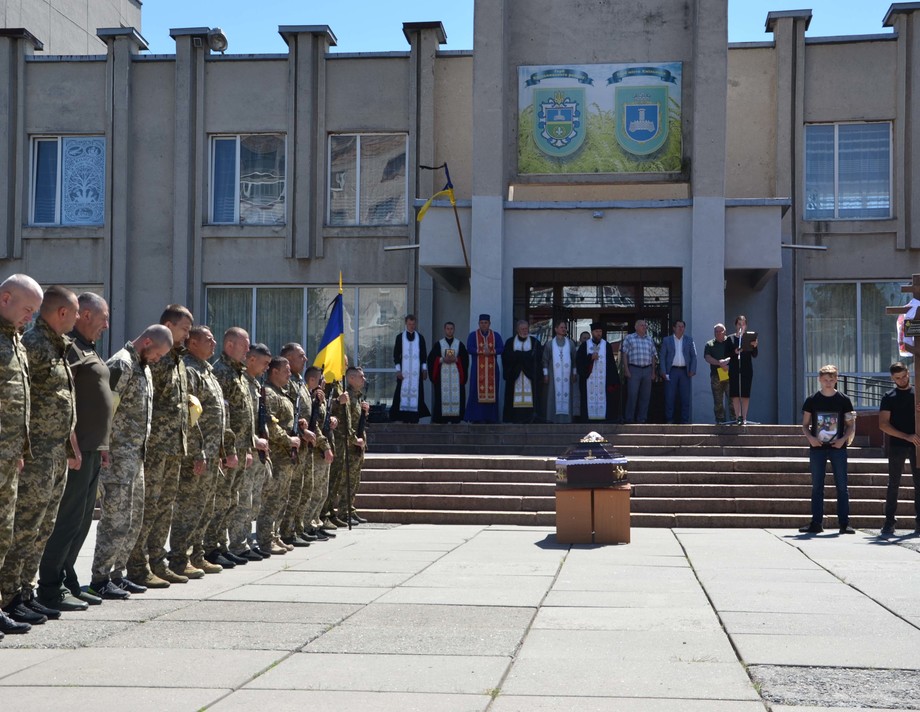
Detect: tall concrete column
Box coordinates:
(170, 28, 211, 318)
(884, 5, 920, 251)
(0, 29, 42, 262)
(280, 25, 335, 261)
(470, 0, 507, 335)
(404, 21, 446, 338)
(98, 27, 147, 349)
(768, 10, 810, 422)
(689, 0, 728, 422)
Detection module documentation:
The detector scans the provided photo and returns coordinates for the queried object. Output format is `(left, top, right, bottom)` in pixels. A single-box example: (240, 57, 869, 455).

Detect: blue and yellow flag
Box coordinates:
(313, 276, 346, 383)
(417, 163, 456, 223)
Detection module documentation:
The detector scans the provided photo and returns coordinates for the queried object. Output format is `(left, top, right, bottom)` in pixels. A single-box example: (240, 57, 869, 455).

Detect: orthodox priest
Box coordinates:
(427, 321, 469, 423)
(503, 320, 543, 423)
(465, 314, 504, 423)
(389, 314, 429, 423)
(576, 322, 621, 423)
(542, 319, 579, 423)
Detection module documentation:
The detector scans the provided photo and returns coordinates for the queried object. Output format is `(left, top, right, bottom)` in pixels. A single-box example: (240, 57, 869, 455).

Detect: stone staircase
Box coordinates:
(354, 423, 908, 529)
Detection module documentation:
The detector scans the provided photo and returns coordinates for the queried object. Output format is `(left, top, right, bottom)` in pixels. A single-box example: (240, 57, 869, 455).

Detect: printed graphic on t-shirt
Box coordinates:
(815, 412, 839, 443)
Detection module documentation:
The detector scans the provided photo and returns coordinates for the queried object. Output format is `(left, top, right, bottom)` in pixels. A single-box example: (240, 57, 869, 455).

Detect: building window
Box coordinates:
(31, 136, 106, 226)
(804, 280, 905, 405)
(206, 284, 407, 407)
(804, 122, 891, 220)
(328, 133, 408, 226)
(211, 134, 286, 225)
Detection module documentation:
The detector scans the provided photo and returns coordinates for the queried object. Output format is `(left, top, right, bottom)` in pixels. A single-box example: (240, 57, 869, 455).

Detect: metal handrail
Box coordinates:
(838, 373, 890, 408)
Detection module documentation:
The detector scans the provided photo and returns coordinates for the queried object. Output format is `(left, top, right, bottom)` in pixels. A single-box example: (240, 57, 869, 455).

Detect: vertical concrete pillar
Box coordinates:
(0, 29, 42, 262)
(768, 10, 810, 422)
(884, 5, 920, 251)
(689, 0, 728, 422)
(404, 21, 446, 339)
(98, 27, 148, 349)
(280, 25, 336, 261)
(169, 27, 211, 318)
(470, 0, 507, 336)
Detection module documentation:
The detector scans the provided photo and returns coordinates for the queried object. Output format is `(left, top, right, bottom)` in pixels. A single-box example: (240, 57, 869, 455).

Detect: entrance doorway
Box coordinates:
(515, 268, 683, 423)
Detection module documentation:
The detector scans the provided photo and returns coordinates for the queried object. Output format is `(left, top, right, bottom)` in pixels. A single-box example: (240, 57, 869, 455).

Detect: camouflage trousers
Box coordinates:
(0, 442, 67, 605)
(306, 453, 331, 529)
(91, 448, 145, 582)
(280, 453, 313, 538)
(127, 454, 182, 578)
(0, 452, 20, 604)
(229, 456, 271, 552)
(256, 457, 294, 546)
(327, 446, 364, 515)
(204, 450, 248, 552)
(168, 457, 221, 570)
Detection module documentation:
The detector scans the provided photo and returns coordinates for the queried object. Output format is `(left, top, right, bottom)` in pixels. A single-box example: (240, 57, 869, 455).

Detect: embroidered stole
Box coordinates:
(586, 339, 607, 420)
(438, 337, 461, 417)
(512, 337, 534, 409)
(476, 330, 497, 404)
(398, 332, 420, 412)
(552, 338, 571, 415)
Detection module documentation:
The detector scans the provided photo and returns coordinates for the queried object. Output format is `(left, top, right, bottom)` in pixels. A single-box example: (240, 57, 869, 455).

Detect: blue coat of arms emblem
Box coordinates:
(533, 88, 585, 158)
(615, 86, 669, 156)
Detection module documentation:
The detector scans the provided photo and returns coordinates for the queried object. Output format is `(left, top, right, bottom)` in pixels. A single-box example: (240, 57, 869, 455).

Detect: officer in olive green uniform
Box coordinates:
(0, 274, 43, 637)
(208, 328, 256, 562)
(304, 368, 336, 539)
(169, 326, 235, 575)
(279, 343, 315, 547)
(230, 344, 272, 558)
(256, 357, 301, 554)
(90, 326, 173, 598)
(128, 305, 194, 588)
(0, 288, 78, 625)
(329, 367, 369, 526)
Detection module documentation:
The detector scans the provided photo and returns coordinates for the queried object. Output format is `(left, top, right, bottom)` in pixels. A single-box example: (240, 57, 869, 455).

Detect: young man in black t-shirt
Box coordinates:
(800, 364, 857, 534)
(877, 362, 920, 536)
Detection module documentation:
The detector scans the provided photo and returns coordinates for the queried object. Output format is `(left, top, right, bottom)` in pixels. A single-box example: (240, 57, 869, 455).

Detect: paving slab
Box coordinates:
(65, 597, 194, 621)
(532, 605, 721, 632)
(542, 588, 713, 608)
(93, 620, 327, 650)
(258, 570, 413, 587)
(377, 580, 549, 607)
(210, 689, 492, 711)
(243, 651, 509, 694)
(490, 697, 767, 711)
(719, 610, 910, 637)
(0, 619, 135, 649)
(210, 583, 389, 604)
(0, 686, 227, 710)
(0, 647, 283, 688)
(157, 600, 360, 624)
(732, 632, 920, 668)
(0, 648, 68, 676)
(306, 603, 534, 656)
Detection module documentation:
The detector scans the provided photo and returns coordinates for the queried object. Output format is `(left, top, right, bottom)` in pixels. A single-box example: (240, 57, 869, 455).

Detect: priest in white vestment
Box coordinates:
(389, 314, 430, 423)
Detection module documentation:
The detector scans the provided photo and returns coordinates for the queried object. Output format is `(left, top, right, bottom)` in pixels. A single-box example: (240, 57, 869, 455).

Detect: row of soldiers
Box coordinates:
(0, 274, 369, 639)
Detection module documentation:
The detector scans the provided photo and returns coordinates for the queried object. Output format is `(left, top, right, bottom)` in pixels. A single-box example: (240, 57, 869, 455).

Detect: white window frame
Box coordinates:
(209, 134, 287, 225)
(803, 121, 892, 221)
(30, 135, 106, 226)
(326, 132, 409, 226)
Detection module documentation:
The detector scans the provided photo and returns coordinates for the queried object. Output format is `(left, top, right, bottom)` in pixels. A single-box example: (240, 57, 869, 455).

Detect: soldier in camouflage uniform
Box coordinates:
(322, 377, 347, 528)
(127, 305, 194, 588)
(279, 343, 316, 548)
(329, 366, 370, 527)
(206, 327, 255, 565)
(89, 325, 173, 599)
(0, 274, 43, 637)
(169, 326, 236, 575)
(230, 343, 272, 559)
(0, 287, 78, 626)
(304, 368, 336, 540)
(256, 357, 302, 555)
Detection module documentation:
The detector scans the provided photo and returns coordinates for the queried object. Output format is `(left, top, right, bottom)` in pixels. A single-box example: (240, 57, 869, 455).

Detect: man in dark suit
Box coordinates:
(659, 320, 697, 424)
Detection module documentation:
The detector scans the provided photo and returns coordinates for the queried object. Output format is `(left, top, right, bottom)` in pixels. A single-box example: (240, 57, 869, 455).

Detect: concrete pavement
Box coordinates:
(2, 523, 920, 710)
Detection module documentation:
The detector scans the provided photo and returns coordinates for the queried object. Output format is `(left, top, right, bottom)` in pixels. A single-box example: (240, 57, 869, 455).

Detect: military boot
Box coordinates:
(152, 563, 189, 584)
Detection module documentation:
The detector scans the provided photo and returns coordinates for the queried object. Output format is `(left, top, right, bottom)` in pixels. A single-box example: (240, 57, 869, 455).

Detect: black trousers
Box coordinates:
(884, 446, 920, 524)
(37, 450, 102, 593)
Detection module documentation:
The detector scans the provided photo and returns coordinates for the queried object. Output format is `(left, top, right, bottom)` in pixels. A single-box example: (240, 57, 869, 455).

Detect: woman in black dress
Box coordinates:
(728, 314, 758, 424)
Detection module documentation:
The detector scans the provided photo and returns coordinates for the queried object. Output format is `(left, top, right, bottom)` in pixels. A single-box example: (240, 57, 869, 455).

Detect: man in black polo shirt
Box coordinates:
(877, 362, 920, 537)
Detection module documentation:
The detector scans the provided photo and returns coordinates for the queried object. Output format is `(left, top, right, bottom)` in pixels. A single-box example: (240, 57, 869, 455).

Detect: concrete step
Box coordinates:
(367, 443, 884, 457)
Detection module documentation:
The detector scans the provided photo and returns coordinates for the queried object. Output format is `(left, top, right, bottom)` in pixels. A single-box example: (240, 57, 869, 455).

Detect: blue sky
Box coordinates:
(139, 0, 893, 54)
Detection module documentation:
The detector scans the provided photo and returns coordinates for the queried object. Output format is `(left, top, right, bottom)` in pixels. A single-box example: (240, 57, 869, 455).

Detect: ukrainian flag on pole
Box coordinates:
(313, 273, 346, 383)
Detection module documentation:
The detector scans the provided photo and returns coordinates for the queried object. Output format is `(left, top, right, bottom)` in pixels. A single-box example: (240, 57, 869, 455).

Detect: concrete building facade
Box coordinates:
(0, 0, 918, 421)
